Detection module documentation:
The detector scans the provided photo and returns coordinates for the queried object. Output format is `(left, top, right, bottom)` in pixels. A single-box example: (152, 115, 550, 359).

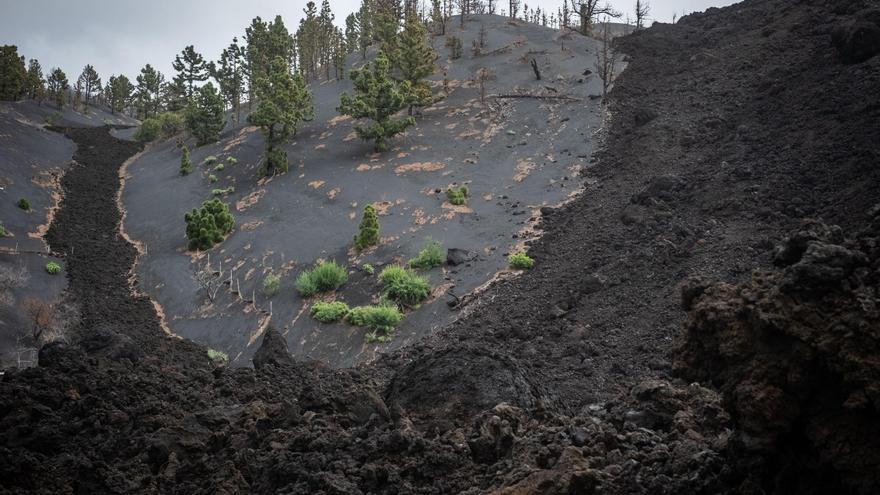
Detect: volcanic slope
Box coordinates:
(120, 15, 616, 366)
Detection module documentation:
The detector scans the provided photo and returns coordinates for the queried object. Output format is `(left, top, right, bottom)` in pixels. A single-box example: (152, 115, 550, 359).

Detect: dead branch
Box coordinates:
(491, 93, 582, 101)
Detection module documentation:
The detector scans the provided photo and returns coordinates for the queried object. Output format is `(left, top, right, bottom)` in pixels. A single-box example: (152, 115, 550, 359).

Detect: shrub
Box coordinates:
(180, 146, 193, 176)
(134, 117, 161, 142)
(361, 263, 375, 275)
(184, 198, 234, 251)
(263, 273, 280, 297)
(408, 239, 443, 269)
(45, 261, 61, 274)
(207, 348, 229, 365)
(208, 174, 218, 183)
(17, 198, 30, 211)
(446, 186, 468, 206)
(212, 187, 234, 196)
(214, 163, 225, 171)
(159, 112, 185, 135)
(311, 301, 351, 323)
(295, 260, 348, 297)
(203, 155, 218, 165)
(226, 156, 238, 164)
(379, 265, 431, 306)
(508, 252, 534, 269)
(354, 204, 380, 250)
(347, 303, 403, 342)
(0, 223, 7, 237)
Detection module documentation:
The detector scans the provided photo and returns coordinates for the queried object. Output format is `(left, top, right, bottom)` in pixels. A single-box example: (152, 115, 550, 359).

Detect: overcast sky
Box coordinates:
(2, 0, 737, 81)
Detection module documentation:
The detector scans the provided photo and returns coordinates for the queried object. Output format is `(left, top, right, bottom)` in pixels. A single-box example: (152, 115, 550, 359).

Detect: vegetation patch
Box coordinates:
(17, 198, 30, 211)
(446, 185, 468, 205)
(207, 348, 229, 366)
(379, 265, 431, 306)
(345, 303, 402, 343)
(295, 260, 348, 297)
(353, 204, 380, 250)
(262, 273, 280, 297)
(408, 239, 443, 269)
(211, 187, 234, 196)
(508, 252, 534, 269)
(184, 198, 234, 251)
(179, 146, 193, 175)
(310, 300, 350, 323)
(45, 261, 62, 275)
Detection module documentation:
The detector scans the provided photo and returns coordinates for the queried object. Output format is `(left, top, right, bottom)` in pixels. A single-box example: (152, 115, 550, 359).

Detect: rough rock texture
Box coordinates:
(1, 0, 879, 493)
(676, 217, 880, 494)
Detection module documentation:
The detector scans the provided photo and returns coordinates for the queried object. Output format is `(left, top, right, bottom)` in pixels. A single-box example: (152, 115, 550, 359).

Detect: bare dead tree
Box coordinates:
(193, 259, 223, 303)
(529, 58, 542, 80)
(23, 298, 56, 345)
(487, 0, 495, 15)
(635, 0, 650, 29)
(509, 0, 520, 19)
(479, 23, 487, 48)
(476, 67, 496, 102)
(0, 263, 29, 305)
(595, 18, 616, 101)
(570, 0, 620, 35)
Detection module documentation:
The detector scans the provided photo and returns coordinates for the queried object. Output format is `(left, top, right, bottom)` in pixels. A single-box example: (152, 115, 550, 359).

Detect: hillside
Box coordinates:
(0, 1, 879, 494)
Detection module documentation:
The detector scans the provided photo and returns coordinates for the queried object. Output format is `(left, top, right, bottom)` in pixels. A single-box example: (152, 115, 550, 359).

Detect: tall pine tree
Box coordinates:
(337, 54, 414, 152)
(136, 64, 163, 118)
(186, 82, 225, 145)
(25, 59, 45, 104)
(247, 57, 313, 176)
(395, 16, 437, 114)
(46, 68, 68, 109)
(77, 64, 101, 109)
(210, 37, 246, 123)
(108, 75, 133, 114)
(0, 46, 27, 101)
(172, 45, 209, 102)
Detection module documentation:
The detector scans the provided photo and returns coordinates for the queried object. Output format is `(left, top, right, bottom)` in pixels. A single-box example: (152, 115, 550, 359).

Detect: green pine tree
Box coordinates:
(0, 45, 27, 101)
(210, 37, 246, 123)
(172, 45, 209, 102)
(46, 68, 68, 109)
(108, 75, 133, 114)
(185, 82, 225, 146)
(25, 59, 45, 102)
(76, 64, 101, 108)
(337, 54, 414, 152)
(396, 16, 437, 114)
(354, 204, 380, 249)
(184, 198, 234, 251)
(135, 64, 164, 119)
(180, 146, 193, 175)
(247, 57, 314, 177)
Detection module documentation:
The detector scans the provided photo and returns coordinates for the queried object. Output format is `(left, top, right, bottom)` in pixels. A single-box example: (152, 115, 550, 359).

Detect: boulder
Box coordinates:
(831, 19, 880, 63)
(253, 328, 294, 370)
(446, 248, 475, 266)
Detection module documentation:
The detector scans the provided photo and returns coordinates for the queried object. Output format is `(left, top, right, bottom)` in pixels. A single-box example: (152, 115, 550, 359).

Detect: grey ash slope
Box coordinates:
(121, 14, 613, 366)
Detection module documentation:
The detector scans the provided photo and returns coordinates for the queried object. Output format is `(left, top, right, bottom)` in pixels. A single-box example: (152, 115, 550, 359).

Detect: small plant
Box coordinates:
(214, 163, 225, 171)
(207, 348, 229, 366)
(346, 302, 402, 342)
(226, 156, 238, 164)
(361, 263, 375, 275)
(45, 261, 62, 274)
(203, 155, 218, 165)
(211, 187, 234, 196)
(262, 273, 280, 297)
(310, 300, 351, 323)
(17, 198, 30, 211)
(508, 252, 534, 269)
(446, 36, 463, 59)
(184, 198, 234, 251)
(354, 204, 380, 250)
(295, 260, 348, 297)
(208, 174, 218, 183)
(0, 223, 7, 237)
(379, 265, 431, 306)
(180, 146, 193, 175)
(409, 239, 444, 269)
(446, 186, 468, 206)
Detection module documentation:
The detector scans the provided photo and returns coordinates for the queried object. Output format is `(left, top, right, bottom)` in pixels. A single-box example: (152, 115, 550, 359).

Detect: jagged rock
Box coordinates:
(446, 248, 476, 266)
(831, 18, 880, 63)
(632, 175, 686, 206)
(78, 327, 142, 363)
(252, 328, 294, 370)
(634, 107, 659, 127)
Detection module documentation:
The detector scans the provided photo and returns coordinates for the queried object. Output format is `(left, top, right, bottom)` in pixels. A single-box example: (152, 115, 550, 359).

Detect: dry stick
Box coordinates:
(491, 93, 582, 101)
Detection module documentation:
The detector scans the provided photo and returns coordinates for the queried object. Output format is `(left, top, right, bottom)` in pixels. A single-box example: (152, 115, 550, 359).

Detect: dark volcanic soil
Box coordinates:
(1, 0, 879, 493)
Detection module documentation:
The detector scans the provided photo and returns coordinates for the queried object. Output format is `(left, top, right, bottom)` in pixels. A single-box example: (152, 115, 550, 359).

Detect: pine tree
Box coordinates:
(46, 68, 68, 109)
(247, 57, 314, 176)
(337, 55, 415, 152)
(0, 46, 28, 101)
(396, 16, 437, 114)
(354, 204, 380, 249)
(25, 59, 45, 102)
(108, 75, 133, 114)
(344, 13, 360, 53)
(356, 1, 374, 59)
(211, 37, 246, 123)
(163, 78, 187, 112)
(318, 0, 336, 80)
(180, 146, 193, 175)
(77, 64, 101, 109)
(136, 64, 163, 118)
(431, 0, 447, 35)
(185, 82, 226, 146)
(172, 45, 209, 102)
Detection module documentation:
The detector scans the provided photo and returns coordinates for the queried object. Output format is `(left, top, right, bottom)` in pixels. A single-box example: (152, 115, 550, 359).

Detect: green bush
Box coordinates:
(226, 156, 238, 164)
(379, 265, 431, 306)
(408, 239, 444, 269)
(203, 155, 218, 165)
(354, 204, 380, 250)
(214, 163, 225, 171)
(180, 146, 193, 176)
(508, 252, 534, 269)
(208, 174, 218, 183)
(17, 198, 30, 211)
(207, 348, 229, 365)
(45, 261, 61, 274)
(0, 223, 7, 237)
(212, 187, 234, 196)
(263, 273, 280, 297)
(295, 260, 348, 297)
(311, 301, 351, 323)
(347, 303, 403, 342)
(159, 112, 185, 135)
(134, 118, 161, 142)
(184, 198, 234, 251)
(446, 186, 468, 206)
(361, 263, 375, 275)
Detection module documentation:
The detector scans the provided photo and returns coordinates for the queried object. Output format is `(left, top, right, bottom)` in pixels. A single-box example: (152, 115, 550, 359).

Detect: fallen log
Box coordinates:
(490, 93, 582, 102)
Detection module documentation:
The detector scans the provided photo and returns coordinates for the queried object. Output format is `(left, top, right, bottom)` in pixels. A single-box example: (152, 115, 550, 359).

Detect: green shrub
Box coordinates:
(159, 112, 185, 136)
(0, 223, 7, 237)
(134, 118, 161, 142)
(354, 204, 380, 250)
(184, 198, 234, 251)
(446, 186, 468, 206)
(263, 273, 280, 297)
(311, 300, 351, 323)
(208, 174, 218, 183)
(361, 263, 375, 275)
(408, 239, 444, 269)
(212, 187, 234, 196)
(214, 163, 225, 171)
(203, 155, 218, 165)
(295, 260, 348, 297)
(379, 265, 431, 306)
(207, 348, 229, 365)
(226, 156, 238, 164)
(180, 146, 193, 176)
(508, 252, 534, 269)
(347, 303, 403, 342)
(45, 261, 61, 274)
(17, 198, 30, 211)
